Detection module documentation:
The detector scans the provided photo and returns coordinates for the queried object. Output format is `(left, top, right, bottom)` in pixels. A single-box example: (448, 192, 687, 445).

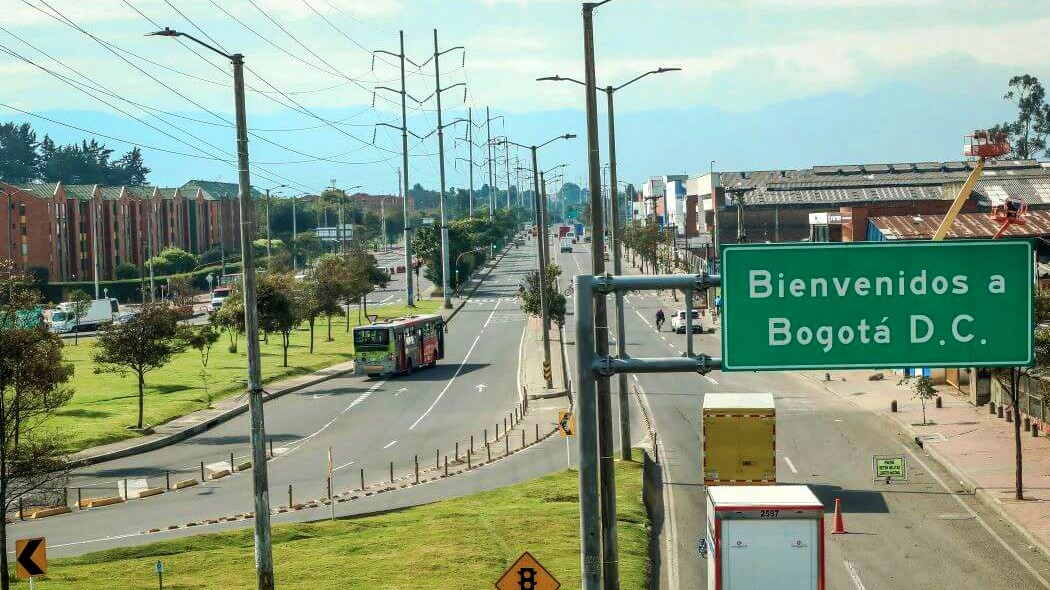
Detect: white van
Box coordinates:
(48, 298, 119, 333)
(559, 237, 574, 253)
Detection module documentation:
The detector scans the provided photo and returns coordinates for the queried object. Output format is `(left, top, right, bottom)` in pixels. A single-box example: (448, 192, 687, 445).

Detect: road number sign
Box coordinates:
(495, 551, 560, 590)
(873, 455, 907, 482)
(720, 241, 1034, 371)
(15, 537, 46, 579)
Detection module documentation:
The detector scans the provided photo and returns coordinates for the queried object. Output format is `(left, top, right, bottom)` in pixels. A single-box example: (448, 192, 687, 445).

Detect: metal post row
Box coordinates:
(573, 272, 721, 589)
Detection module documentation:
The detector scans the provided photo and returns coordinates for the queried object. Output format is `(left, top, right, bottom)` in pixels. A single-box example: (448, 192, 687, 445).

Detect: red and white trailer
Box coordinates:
(705, 485, 825, 590)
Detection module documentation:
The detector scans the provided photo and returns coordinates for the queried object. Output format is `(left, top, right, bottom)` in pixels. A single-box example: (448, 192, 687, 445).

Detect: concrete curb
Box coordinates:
(528, 390, 568, 400)
(802, 373, 1050, 563)
(66, 243, 517, 469)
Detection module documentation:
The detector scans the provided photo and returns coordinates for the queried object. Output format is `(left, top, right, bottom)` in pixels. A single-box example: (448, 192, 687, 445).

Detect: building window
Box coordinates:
(20, 244, 28, 256)
(18, 203, 26, 216)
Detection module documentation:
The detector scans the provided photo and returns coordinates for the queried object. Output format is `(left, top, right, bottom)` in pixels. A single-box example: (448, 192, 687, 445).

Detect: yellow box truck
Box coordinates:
(702, 393, 776, 485)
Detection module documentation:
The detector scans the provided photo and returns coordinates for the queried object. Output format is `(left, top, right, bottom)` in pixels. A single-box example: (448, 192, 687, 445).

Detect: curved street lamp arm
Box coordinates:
(147, 28, 233, 60)
(614, 67, 682, 92)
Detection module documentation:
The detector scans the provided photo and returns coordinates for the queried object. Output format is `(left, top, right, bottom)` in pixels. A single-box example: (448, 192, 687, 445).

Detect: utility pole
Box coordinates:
(291, 193, 298, 271)
(533, 158, 553, 389)
(375, 31, 416, 307)
(710, 160, 719, 269)
(505, 141, 513, 211)
(430, 29, 465, 311)
(264, 188, 272, 262)
(583, 3, 615, 589)
(380, 198, 387, 247)
(91, 195, 101, 298)
(607, 86, 629, 460)
(487, 107, 495, 218)
(148, 27, 276, 589)
(147, 199, 155, 302)
(468, 108, 475, 216)
(219, 193, 227, 278)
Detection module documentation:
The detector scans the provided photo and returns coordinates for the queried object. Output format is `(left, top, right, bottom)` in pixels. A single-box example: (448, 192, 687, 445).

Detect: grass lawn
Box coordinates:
(52, 300, 441, 453)
(24, 457, 648, 589)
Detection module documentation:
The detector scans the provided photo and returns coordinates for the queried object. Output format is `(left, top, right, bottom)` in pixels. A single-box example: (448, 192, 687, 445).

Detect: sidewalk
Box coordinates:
(521, 314, 570, 401)
(68, 244, 516, 468)
(620, 247, 1050, 559)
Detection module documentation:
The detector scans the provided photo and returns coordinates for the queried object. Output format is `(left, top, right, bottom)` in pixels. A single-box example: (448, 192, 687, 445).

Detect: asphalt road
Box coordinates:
(554, 242, 1050, 590)
(7, 242, 547, 557)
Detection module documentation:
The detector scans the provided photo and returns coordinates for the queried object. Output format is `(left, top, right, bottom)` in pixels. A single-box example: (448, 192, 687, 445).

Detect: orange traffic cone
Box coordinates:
(831, 498, 847, 534)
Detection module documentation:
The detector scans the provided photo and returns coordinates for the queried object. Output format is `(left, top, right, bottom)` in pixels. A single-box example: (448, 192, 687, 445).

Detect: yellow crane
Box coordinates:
(932, 129, 1012, 241)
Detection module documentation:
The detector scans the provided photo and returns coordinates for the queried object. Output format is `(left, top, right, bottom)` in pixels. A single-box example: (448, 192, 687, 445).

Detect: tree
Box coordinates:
(93, 304, 185, 430)
(313, 254, 352, 341)
(293, 231, 323, 267)
(257, 273, 298, 367)
(994, 75, 1050, 159)
(520, 264, 568, 327)
(910, 376, 937, 426)
(0, 122, 40, 184)
(167, 275, 196, 315)
(114, 262, 139, 280)
(0, 262, 74, 590)
(991, 290, 1050, 500)
(107, 147, 150, 186)
(181, 323, 220, 407)
(347, 249, 389, 322)
(212, 285, 245, 353)
(295, 276, 325, 354)
(67, 288, 91, 346)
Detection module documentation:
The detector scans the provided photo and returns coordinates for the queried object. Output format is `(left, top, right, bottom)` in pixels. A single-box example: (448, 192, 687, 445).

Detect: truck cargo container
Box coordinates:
(704, 485, 825, 590)
(702, 393, 776, 485)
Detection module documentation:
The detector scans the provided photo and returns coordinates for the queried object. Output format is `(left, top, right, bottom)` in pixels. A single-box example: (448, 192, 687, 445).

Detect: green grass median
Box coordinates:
(27, 458, 649, 589)
(52, 301, 441, 453)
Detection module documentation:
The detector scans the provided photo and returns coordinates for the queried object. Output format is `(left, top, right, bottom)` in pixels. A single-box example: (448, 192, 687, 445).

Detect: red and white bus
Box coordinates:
(353, 314, 445, 377)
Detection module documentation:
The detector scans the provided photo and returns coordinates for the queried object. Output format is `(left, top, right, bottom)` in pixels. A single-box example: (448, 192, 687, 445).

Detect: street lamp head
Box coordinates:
(146, 27, 179, 37)
(656, 67, 682, 74)
(564, 134, 577, 140)
(536, 76, 563, 82)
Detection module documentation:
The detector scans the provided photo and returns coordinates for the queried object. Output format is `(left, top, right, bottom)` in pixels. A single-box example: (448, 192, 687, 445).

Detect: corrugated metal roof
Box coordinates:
(64, 184, 98, 200)
(6, 183, 58, 198)
(180, 180, 262, 200)
(98, 186, 124, 200)
(869, 210, 1050, 240)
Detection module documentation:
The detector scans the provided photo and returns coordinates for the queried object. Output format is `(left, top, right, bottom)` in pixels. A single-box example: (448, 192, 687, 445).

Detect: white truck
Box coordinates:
(560, 237, 574, 253)
(48, 298, 119, 333)
(703, 485, 825, 590)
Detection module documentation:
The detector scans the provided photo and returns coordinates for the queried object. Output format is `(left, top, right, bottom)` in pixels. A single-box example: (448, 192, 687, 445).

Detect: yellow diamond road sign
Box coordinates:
(496, 551, 560, 590)
(557, 410, 575, 437)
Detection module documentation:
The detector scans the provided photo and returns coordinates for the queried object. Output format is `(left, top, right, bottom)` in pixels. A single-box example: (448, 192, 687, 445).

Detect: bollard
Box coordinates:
(200, 462, 205, 482)
(536, 423, 539, 442)
(467, 449, 472, 470)
(496, 423, 500, 440)
(487, 442, 491, 462)
(327, 477, 332, 499)
(19, 498, 23, 520)
(998, 404, 1004, 419)
(455, 442, 459, 461)
(470, 435, 474, 452)
(515, 407, 519, 423)
(436, 448, 440, 469)
(63, 487, 68, 508)
(123, 479, 129, 499)
(1034, 424, 1041, 438)
(891, 400, 898, 413)
(444, 456, 448, 477)
(165, 471, 171, 491)
(654, 432, 660, 463)
(1024, 416, 1032, 432)
(288, 484, 293, 507)
(504, 417, 508, 434)
(360, 468, 365, 492)
(390, 461, 394, 484)
(484, 428, 488, 444)
(505, 434, 510, 455)
(1006, 409, 1013, 423)
(989, 401, 996, 414)
(522, 429, 525, 449)
(77, 487, 82, 509)
(230, 452, 235, 471)
(935, 396, 942, 409)
(269, 438, 274, 459)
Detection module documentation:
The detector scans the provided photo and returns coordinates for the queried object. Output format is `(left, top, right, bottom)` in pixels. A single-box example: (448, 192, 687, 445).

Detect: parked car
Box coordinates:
(670, 309, 703, 334)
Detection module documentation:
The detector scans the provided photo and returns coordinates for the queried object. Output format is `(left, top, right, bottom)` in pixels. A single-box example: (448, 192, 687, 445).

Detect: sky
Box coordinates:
(1, 0, 1048, 195)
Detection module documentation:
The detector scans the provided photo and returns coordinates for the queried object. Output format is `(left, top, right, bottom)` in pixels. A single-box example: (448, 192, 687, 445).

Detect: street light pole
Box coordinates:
(605, 86, 631, 462)
(291, 193, 298, 271)
(531, 150, 552, 389)
(148, 27, 275, 590)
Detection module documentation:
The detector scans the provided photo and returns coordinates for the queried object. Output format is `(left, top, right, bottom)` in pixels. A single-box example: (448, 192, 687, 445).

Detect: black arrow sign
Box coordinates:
(17, 538, 44, 576)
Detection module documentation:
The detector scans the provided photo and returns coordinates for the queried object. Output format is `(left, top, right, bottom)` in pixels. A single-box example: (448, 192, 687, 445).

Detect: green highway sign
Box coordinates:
(720, 240, 1034, 371)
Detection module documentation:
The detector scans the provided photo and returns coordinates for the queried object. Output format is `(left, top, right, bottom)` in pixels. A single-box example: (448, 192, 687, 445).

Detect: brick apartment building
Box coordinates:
(0, 180, 259, 283)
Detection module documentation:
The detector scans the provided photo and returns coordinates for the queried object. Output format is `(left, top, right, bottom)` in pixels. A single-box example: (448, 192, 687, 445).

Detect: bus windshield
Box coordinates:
(354, 328, 390, 347)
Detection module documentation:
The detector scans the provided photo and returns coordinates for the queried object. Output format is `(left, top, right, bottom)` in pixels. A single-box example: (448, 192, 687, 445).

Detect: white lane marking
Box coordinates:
(897, 442, 1050, 589)
(396, 387, 408, 396)
(333, 461, 355, 472)
(668, 342, 675, 348)
(704, 375, 719, 386)
(844, 561, 867, 590)
(409, 332, 485, 429)
(380, 294, 394, 304)
(660, 335, 667, 341)
(637, 383, 680, 590)
(783, 456, 798, 474)
(634, 309, 652, 327)
(382, 440, 398, 449)
(632, 374, 639, 382)
(483, 297, 503, 328)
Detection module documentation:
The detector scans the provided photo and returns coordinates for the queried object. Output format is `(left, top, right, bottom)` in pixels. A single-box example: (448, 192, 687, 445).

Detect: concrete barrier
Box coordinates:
(209, 469, 231, 480)
(235, 461, 252, 472)
(78, 496, 124, 509)
(133, 487, 165, 499)
(174, 478, 199, 490)
(25, 506, 72, 519)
